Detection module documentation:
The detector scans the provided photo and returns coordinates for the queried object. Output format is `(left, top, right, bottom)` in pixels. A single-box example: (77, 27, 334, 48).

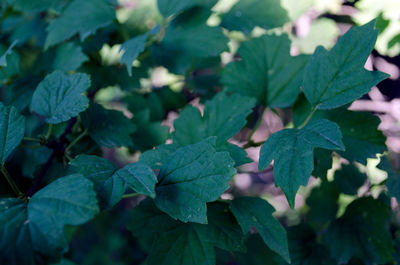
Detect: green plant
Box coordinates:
(0, 0, 399, 264)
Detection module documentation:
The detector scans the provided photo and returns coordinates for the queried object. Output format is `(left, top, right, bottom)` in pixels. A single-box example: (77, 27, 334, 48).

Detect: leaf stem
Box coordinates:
(46, 124, 53, 139)
(65, 130, 87, 153)
(0, 165, 24, 198)
(298, 107, 317, 129)
(23, 137, 42, 142)
(122, 192, 141, 198)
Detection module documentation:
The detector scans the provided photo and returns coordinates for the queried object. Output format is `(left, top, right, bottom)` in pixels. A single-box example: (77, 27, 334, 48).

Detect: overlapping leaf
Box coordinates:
(30, 71, 91, 124)
(222, 34, 309, 107)
(259, 119, 344, 207)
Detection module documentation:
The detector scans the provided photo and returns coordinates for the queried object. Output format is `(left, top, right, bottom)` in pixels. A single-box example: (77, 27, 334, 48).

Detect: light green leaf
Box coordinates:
(53, 42, 89, 71)
(157, 0, 217, 17)
(221, 0, 289, 34)
(81, 103, 136, 148)
(128, 200, 244, 265)
(230, 197, 290, 263)
(45, 0, 115, 48)
(259, 119, 344, 207)
(302, 20, 389, 109)
(0, 41, 17, 67)
(323, 197, 394, 264)
(222, 34, 309, 107)
(155, 138, 236, 223)
(0, 102, 25, 164)
(0, 175, 99, 265)
(30, 71, 91, 124)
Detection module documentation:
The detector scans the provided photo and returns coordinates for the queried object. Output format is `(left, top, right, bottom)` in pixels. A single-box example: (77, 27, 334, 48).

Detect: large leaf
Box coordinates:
(0, 102, 25, 164)
(259, 119, 344, 207)
(323, 197, 394, 264)
(45, 0, 115, 48)
(81, 103, 136, 148)
(221, 0, 289, 34)
(302, 20, 389, 110)
(157, 0, 217, 17)
(229, 197, 290, 263)
(155, 138, 236, 223)
(69, 155, 156, 208)
(128, 199, 244, 265)
(53, 42, 89, 71)
(0, 175, 99, 265)
(30, 71, 91, 124)
(222, 34, 309, 107)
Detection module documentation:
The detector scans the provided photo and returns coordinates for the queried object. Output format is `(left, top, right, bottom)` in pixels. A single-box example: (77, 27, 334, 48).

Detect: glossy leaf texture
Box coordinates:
(0, 175, 99, 265)
(259, 119, 344, 207)
(30, 71, 91, 124)
(222, 34, 309, 107)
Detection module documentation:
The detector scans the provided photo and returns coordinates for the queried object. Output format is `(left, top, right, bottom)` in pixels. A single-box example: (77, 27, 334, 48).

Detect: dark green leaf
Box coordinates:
(0, 102, 25, 165)
(157, 0, 217, 17)
(378, 157, 400, 203)
(333, 164, 366, 195)
(229, 197, 290, 263)
(53, 42, 89, 71)
(155, 137, 236, 223)
(259, 119, 344, 207)
(306, 181, 338, 227)
(30, 71, 91, 124)
(139, 143, 179, 170)
(222, 34, 309, 107)
(302, 20, 389, 109)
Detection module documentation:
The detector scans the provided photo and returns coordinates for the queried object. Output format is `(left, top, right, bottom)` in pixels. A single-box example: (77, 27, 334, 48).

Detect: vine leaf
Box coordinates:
(45, 0, 115, 48)
(0, 102, 25, 165)
(30, 71, 91, 124)
(0, 175, 99, 265)
(302, 20, 389, 110)
(259, 119, 344, 207)
(128, 199, 244, 265)
(222, 34, 309, 107)
(229, 197, 290, 263)
(155, 137, 236, 224)
(69, 155, 157, 208)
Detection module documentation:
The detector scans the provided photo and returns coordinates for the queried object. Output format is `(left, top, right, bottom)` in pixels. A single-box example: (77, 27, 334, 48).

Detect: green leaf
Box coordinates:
(0, 41, 17, 67)
(14, 0, 68, 12)
(45, 0, 115, 48)
(222, 34, 309, 107)
(69, 155, 156, 208)
(128, 199, 244, 265)
(0, 175, 99, 265)
(139, 143, 179, 169)
(306, 181, 338, 227)
(323, 197, 394, 264)
(155, 137, 236, 223)
(221, 0, 289, 34)
(378, 157, 400, 203)
(172, 92, 256, 166)
(157, 0, 217, 17)
(259, 119, 344, 207)
(0, 102, 25, 165)
(30, 70, 91, 124)
(229, 197, 290, 263)
(81, 103, 136, 148)
(302, 20, 389, 110)
(53, 42, 89, 71)
(120, 26, 159, 76)
(333, 164, 366, 195)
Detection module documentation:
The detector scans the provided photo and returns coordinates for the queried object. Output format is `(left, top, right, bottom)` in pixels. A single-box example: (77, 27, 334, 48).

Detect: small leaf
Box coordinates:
(0, 102, 25, 165)
(229, 197, 290, 263)
(155, 138, 236, 223)
(222, 34, 309, 107)
(302, 20, 389, 109)
(30, 71, 91, 124)
(259, 119, 344, 207)
(0, 41, 17, 67)
(45, 0, 115, 48)
(53, 42, 89, 71)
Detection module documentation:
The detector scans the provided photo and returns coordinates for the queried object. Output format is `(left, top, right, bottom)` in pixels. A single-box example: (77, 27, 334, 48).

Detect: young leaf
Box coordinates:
(45, 0, 115, 48)
(302, 20, 389, 109)
(229, 197, 290, 263)
(128, 199, 244, 265)
(259, 119, 344, 207)
(323, 197, 394, 264)
(0, 102, 25, 165)
(222, 34, 309, 107)
(0, 175, 99, 264)
(81, 103, 136, 148)
(30, 71, 91, 124)
(155, 137, 236, 223)
(53, 42, 89, 71)
(157, 0, 217, 17)
(221, 0, 289, 34)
